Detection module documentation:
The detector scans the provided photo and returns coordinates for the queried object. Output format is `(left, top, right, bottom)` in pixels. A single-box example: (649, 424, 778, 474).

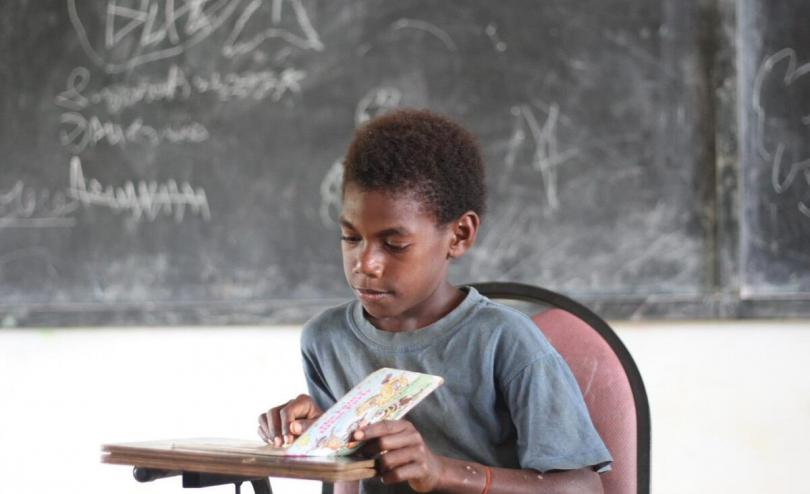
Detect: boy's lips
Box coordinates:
(354, 287, 393, 301)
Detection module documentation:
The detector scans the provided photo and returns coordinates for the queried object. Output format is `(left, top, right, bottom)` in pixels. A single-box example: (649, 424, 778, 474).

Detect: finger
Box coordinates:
(257, 425, 272, 444)
(354, 420, 412, 441)
(356, 431, 421, 459)
(379, 460, 425, 485)
(375, 447, 423, 473)
(279, 394, 322, 444)
(269, 406, 285, 447)
(257, 411, 279, 445)
(257, 412, 270, 436)
(355, 421, 421, 453)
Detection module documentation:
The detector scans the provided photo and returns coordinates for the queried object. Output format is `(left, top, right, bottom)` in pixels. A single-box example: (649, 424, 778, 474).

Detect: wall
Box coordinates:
(1, 321, 809, 494)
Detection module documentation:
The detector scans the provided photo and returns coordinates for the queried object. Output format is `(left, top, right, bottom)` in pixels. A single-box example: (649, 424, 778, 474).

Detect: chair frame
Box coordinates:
(470, 281, 651, 494)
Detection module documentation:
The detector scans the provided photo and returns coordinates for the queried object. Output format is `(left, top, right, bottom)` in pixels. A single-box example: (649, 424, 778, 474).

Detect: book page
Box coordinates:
(170, 437, 290, 456)
(286, 368, 443, 456)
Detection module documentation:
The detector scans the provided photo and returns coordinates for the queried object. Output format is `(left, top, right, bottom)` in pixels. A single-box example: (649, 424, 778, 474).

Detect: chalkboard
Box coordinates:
(0, 0, 806, 326)
(738, 0, 810, 316)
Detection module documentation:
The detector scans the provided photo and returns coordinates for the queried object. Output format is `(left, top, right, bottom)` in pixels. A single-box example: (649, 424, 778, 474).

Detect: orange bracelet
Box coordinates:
(481, 465, 493, 494)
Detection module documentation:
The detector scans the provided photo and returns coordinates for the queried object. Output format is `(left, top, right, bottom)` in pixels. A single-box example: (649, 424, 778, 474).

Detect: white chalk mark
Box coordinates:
(391, 19, 457, 52)
(501, 113, 525, 188)
(106, 2, 149, 48)
(59, 113, 209, 153)
(319, 159, 343, 227)
(223, 0, 324, 57)
(67, 156, 211, 222)
(355, 87, 402, 125)
(770, 144, 810, 194)
(751, 48, 809, 161)
(0, 181, 78, 228)
(753, 48, 810, 164)
(56, 63, 305, 115)
(69, 0, 237, 73)
(139, 1, 168, 47)
(484, 23, 507, 52)
(55, 66, 91, 111)
(753, 48, 810, 218)
(509, 103, 578, 211)
(69, 0, 322, 73)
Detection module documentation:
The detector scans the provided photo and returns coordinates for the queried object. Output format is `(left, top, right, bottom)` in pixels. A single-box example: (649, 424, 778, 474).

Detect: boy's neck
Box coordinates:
(364, 283, 466, 333)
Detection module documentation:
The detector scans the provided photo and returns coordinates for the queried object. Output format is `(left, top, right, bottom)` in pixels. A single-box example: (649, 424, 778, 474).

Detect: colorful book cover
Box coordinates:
(285, 367, 443, 456)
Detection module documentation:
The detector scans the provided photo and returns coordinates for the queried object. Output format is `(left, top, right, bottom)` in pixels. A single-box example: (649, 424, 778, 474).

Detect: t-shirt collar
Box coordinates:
(350, 286, 481, 351)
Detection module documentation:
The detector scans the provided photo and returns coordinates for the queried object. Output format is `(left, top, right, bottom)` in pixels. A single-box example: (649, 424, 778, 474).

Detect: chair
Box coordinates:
(470, 282, 651, 494)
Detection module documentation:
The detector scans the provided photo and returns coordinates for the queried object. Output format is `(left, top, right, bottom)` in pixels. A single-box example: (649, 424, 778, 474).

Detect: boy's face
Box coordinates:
(339, 184, 461, 332)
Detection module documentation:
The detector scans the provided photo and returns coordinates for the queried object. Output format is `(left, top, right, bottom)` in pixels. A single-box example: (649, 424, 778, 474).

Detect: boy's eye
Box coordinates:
(340, 235, 360, 243)
(385, 242, 409, 252)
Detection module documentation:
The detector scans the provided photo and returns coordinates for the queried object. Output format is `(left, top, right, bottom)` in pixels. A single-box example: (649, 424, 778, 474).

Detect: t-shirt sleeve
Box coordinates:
(503, 351, 613, 473)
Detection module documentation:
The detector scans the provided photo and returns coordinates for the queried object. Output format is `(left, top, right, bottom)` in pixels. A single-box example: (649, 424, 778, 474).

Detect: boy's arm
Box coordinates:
(356, 420, 604, 494)
(438, 458, 603, 494)
(331, 461, 602, 494)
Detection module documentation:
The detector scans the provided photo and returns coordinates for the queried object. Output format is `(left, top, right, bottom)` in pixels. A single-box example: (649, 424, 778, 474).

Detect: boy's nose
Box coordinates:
(356, 244, 383, 277)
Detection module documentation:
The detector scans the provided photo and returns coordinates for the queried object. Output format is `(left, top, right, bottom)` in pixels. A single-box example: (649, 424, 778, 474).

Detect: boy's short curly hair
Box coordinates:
(342, 108, 486, 225)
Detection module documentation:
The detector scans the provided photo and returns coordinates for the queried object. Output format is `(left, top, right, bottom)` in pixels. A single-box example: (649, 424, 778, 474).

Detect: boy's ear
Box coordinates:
(447, 211, 480, 259)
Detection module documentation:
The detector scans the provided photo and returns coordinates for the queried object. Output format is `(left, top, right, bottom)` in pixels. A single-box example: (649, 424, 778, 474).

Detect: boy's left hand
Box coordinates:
(353, 419, 445, 493)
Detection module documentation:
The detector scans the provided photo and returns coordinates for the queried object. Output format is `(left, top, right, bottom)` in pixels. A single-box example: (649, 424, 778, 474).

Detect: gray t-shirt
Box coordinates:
(300, 287, 612, 493)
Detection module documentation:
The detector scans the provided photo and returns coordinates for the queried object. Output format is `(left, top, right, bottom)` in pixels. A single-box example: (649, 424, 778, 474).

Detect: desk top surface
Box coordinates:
(101, 438, 377, 482)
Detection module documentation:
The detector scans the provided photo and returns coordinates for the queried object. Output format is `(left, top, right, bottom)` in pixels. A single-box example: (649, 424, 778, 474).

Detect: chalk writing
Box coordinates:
(319, 159, 343, 227)
(0, 182, 78, 228)
(391, 19, 457, 52)
(54, 66, 92, 112)
(484, 23, 507, 52)
(68, 0, 323, 73)
(223, 0, 324, 57)
(56, 64, 305, 115)
(753, 48, 810, 218)
(67, 156, 211, 222)
(59, 113, 209, 153)
(505, 103, 578, 211)
(355, 87, 402, 125)
(190, 66, 306, 102)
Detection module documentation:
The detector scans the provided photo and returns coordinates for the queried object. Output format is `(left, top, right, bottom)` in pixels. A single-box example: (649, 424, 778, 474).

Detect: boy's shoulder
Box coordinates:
(469, 289, 540, 329)
(300, 299, 355, 343)
(469, 289, 557, 351)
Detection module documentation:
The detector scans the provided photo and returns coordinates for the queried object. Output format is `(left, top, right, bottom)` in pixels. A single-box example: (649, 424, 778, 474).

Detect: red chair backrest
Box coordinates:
(533, 308, 637, 494)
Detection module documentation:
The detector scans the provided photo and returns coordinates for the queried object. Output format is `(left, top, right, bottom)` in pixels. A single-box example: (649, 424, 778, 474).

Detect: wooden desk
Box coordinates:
(101, 438, 377, 484)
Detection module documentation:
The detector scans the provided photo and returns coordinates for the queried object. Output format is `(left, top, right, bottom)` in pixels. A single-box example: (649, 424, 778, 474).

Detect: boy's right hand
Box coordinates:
(258, 394, 324, 447)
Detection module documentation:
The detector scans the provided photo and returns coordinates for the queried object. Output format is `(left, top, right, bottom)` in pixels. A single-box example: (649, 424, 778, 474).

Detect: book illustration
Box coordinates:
(285, 367, 443, 456)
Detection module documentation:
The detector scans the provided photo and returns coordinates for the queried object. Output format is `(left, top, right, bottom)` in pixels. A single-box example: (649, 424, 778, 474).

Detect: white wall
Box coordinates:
(1, 321, 809, 494)
(616, 320, 810, 494)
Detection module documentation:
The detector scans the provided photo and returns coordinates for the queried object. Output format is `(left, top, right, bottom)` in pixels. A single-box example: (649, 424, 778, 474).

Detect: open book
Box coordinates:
(174, 368, 443, 457)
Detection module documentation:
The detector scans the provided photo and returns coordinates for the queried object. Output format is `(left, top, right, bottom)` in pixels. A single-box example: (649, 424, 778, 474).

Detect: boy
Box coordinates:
(258, 109, 611, 493)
